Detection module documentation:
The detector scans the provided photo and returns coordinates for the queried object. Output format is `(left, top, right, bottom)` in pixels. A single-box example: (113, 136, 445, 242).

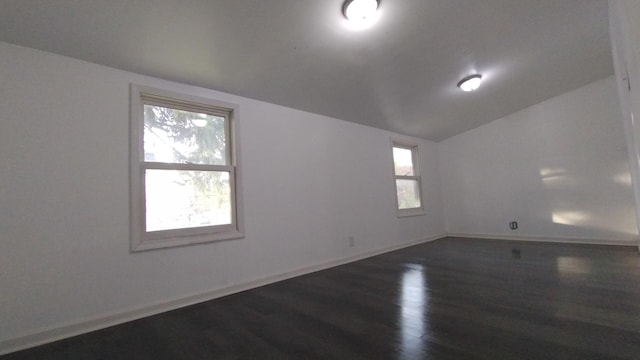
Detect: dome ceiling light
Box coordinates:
(191, 114, 209, 127)
(343, 0, 379, 28)
(457, 74, 483, 92)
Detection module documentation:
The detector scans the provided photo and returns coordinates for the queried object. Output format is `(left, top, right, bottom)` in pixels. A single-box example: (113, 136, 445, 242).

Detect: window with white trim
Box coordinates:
(130, 84, 243, 251)
(392, 141, 424, 217)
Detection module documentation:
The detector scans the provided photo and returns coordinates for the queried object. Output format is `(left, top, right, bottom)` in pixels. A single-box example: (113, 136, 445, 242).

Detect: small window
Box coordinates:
(130, 84, 244, 251)
(392, 141, 424, 217)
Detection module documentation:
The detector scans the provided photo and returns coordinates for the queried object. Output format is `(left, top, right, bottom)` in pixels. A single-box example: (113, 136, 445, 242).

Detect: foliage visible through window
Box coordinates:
(131, 85, 243, 251)
(392, 142, 423, 215)
(143, 106, 230, 231)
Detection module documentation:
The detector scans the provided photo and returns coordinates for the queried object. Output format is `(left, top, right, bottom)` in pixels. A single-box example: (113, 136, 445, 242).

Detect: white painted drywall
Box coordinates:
(0, 41, 445, 350)
(438, 76, 638, 243)
(609, 0, 640, 251)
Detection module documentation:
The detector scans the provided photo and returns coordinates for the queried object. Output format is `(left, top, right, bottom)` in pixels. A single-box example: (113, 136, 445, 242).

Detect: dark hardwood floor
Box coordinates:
(4, 237, 640, 359)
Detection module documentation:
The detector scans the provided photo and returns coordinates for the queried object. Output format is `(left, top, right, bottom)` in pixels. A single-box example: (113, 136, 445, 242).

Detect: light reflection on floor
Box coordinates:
(399, 264, 428, 359)
(557, 256, 593, 276)
(554, 256, 596, 321)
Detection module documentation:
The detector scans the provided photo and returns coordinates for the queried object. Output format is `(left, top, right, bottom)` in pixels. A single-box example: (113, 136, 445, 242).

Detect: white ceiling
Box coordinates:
(0, 0, 613, 141)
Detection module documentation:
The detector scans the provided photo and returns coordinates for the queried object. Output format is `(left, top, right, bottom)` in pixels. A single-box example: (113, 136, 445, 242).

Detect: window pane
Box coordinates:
(143, 105, 227, 165)
(145, 169, 231, 232)
(396, 179, 421, 209)
(393, 147, 414, 175)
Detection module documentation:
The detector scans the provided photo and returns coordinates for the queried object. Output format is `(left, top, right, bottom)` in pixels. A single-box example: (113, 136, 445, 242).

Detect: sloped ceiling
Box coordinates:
(0, 0, 612, 141)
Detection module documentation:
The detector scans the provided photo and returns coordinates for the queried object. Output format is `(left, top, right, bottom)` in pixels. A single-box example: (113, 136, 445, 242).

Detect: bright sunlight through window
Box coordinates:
(392, 141, 424, 217)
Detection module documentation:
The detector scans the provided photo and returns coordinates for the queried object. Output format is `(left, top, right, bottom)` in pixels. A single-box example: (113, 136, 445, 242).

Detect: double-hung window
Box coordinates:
(392, 140, 424, 217)
(130, 84, 243, 251)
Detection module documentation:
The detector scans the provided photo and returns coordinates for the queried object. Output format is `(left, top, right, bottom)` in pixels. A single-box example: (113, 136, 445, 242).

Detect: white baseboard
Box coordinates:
(447, 232, 638, 247)
(0, 233, 446, 356)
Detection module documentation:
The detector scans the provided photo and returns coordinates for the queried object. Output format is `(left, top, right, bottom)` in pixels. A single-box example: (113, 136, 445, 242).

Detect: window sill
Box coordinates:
(132, 230, 245, 252)
(397, 209, 426, 218)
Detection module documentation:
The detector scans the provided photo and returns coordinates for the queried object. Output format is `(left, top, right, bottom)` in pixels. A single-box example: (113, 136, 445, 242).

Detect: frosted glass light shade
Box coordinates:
(457, 74, 482, 92)
(191, 118, 208, 127)
(344, 0, 379, 22)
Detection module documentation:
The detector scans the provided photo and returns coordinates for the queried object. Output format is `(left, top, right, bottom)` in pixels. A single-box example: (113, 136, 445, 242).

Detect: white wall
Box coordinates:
(0, 41, 445, 352)
(610, 0, 640, 251)
(438, 76, 638, 244)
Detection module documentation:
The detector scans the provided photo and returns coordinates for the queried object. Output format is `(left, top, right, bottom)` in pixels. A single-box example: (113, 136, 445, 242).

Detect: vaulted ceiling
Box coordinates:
(0, 0, 612, 141)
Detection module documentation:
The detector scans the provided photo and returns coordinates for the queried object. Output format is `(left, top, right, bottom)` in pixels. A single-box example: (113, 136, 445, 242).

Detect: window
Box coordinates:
(130, 84, 243, 251)
(392, 141, 424, 217)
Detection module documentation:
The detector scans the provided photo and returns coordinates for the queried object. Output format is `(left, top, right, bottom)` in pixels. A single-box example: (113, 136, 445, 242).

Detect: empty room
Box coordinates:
(2, 0, 640, 359)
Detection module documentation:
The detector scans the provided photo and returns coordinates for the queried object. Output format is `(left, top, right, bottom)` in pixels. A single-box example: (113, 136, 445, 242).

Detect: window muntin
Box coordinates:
(131, 85, 243, 251)
(392, 141, 424, 216)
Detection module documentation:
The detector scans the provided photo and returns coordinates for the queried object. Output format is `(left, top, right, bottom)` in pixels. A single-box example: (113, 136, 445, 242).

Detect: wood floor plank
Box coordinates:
(3, 237, 640, 359)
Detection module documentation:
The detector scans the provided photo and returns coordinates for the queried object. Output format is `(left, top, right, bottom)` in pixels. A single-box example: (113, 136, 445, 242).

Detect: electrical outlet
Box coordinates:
(509, 221, 518, 230)
(348, 236, 355, 247)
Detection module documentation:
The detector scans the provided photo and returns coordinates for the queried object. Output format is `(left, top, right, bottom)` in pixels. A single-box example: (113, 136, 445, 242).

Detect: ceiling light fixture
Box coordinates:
(191, 116, 208, 127)
(343, 0, 379, 26)
(191, 119, 208, 127)
(457, 74, 482, 92)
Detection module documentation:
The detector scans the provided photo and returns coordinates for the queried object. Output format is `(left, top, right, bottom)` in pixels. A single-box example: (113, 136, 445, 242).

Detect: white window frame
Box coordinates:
(391, 139, 425, 217)
(130, 84, 244, 251)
